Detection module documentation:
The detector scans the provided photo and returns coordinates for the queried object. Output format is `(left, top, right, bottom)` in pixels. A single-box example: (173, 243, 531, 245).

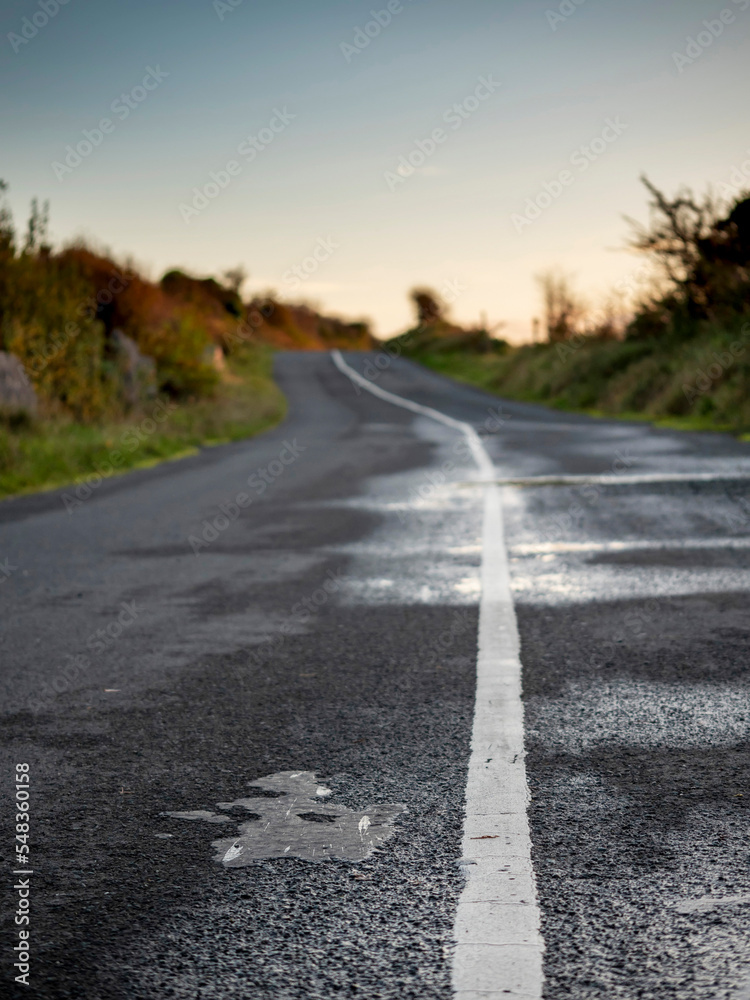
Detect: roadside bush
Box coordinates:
(1, 246, 116, 421)
(137, 311, 219, 398)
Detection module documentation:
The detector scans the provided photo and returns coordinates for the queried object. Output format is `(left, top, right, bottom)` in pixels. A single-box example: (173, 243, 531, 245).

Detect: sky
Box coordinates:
(2, 0, 749, 341)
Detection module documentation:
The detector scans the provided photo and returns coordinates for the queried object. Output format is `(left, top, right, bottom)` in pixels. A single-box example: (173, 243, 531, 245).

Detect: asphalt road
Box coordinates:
(2, 350, 750, 999)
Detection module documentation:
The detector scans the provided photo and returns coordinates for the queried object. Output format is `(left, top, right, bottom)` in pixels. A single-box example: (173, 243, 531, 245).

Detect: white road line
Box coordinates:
(331, 350, 544, 1000)
(461, 471, 750, 488)
(511, 538, 750, 556)
(331, 350, 492, 477)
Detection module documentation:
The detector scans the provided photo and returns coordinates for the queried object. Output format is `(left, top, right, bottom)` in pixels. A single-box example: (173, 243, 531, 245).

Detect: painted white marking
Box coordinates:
(462, 471, 750, 488)
(331, 350, 544, 999)
(511, 538, 750, 556)
(331, 350, 492, 478)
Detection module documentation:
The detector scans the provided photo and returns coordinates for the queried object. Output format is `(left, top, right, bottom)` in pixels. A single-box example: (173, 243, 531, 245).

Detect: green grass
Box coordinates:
(0, 344, 286, 500)
(406, 319, 750, 437)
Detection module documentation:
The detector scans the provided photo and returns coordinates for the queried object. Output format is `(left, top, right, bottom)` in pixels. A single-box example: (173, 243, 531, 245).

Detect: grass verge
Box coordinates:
(0, 344, 286, 500)
(408, 321, 750, 437)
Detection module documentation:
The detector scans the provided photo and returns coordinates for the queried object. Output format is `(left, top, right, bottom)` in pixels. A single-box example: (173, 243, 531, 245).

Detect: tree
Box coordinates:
(223, 265, 248, 295)
(535, 270, 584, 342)
(410, 287, 444, 326)
(24, 197, 49, 254)
(0, 180, 14, 255)
(586, 292, 627, 341)
(627, 175, 750, 320)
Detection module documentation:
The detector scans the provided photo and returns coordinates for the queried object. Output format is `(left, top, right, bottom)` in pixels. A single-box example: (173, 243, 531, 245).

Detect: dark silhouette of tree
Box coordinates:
(223, 265, 248, 295)
(627, 175, 750, 322)
(535, 270, 584, 342)
(24, 197, 49, 254)
(410, 287, 444, 325)
(0, 180, 14, 256)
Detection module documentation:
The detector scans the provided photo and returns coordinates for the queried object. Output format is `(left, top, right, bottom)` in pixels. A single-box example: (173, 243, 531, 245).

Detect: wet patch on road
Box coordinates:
(588, 546, 750, 569)
(165, 770, 407, 864)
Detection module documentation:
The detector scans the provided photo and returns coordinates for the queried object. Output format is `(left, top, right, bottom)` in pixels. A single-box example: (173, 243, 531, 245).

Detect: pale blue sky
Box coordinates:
(2, 0, 749, 339)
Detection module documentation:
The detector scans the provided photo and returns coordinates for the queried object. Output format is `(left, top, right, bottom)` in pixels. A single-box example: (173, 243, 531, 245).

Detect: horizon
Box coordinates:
(2, 0, 750, 342)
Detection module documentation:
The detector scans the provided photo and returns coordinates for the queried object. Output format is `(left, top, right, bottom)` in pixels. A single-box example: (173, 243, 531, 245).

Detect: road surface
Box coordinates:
(2, 350, 750, 999)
